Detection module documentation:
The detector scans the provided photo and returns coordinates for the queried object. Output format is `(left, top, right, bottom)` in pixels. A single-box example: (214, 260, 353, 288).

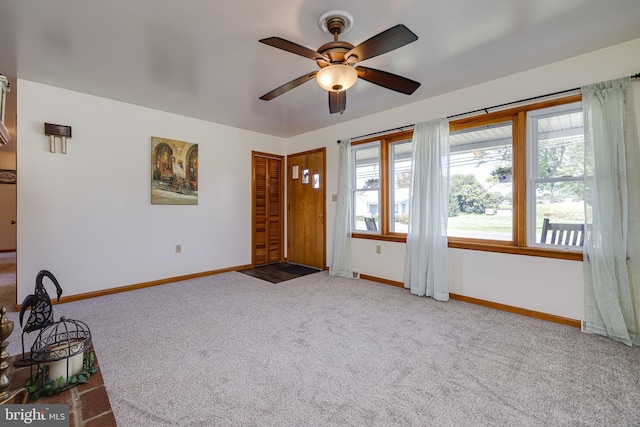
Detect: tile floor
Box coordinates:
(8, 353, 116, 427)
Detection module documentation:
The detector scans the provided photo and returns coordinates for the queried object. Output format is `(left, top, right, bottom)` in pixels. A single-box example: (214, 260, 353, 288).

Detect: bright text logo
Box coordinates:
(2, 405, 68, 426)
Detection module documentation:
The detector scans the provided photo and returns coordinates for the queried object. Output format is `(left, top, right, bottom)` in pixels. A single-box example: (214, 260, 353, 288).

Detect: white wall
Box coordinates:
(284, 37, 640, 321)
(16, 81, 284, 302)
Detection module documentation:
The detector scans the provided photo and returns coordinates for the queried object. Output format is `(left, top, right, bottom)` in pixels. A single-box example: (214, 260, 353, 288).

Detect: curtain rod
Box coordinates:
(338, 72, 640, 144)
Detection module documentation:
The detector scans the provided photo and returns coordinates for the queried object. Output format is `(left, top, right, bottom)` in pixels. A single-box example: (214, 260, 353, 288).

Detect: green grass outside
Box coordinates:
(448, 213, 512, 232)
(448, 202, 584, 234)
(535, 202, 584, 222)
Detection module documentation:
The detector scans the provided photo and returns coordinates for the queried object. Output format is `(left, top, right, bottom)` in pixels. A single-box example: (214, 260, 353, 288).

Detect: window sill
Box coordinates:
(447, 240, 583, 261)
(351, 232, 407, 243)
(351, 233, 583, 261)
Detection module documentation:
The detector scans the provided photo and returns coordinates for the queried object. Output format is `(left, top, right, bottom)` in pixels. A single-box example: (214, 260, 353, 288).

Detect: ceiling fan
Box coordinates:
(259, 11, 421, 114)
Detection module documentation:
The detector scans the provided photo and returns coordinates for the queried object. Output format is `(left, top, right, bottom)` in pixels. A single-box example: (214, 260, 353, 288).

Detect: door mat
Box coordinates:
(279, 264, 321, 276)
(240, 262, 321, 284)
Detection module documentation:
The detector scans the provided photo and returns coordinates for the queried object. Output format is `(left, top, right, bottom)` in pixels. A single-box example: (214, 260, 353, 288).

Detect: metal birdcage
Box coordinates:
(29, 317, 94, 395)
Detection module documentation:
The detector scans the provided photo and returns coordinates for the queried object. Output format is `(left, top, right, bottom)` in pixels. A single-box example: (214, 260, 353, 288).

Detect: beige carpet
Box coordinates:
(4, 271, 639, 426)
(0, 252, 16, 311)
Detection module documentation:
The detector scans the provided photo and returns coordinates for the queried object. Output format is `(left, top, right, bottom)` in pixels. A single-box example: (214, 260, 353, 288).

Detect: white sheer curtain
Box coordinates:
(582, 77, 640, 346)
(403, 119, 450, 301)
(330, 139, 353, 278)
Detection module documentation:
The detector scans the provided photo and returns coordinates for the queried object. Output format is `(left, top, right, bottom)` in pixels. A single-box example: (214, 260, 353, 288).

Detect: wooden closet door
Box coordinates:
(252, 152, 284, 265)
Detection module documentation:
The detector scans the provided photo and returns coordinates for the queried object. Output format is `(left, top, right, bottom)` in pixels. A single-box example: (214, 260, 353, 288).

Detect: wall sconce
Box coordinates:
(44, 123, 72, 154)
(0, 75, 10, 146)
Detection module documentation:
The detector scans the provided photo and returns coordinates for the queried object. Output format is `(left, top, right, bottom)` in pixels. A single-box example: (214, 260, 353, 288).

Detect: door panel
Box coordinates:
(287, 148, 326, 269)
(252, 152, 283, 265)
(0, 184, 16, 250)
(267, 158, 282, 262)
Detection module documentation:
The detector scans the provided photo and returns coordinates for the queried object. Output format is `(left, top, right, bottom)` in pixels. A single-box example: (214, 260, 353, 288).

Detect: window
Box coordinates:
(352, 142, 380, 232)
(527, 104, 585, 247)
(448, 96, 583, 259)
(350, 95, 583, 259)
(449, 121, 514, 241)
(390, 139, 412, 233)
(351, 131, 413, 240)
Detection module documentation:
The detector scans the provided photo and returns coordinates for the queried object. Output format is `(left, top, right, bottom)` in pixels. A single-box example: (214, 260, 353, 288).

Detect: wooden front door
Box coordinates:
(0, 182, 16, 250)
(287, 148, 326, 269)
(252, 152, 284, 266)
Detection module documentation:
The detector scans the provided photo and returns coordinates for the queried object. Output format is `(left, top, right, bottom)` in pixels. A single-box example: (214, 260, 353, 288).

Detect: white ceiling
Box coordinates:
(1, 0, 640, 139)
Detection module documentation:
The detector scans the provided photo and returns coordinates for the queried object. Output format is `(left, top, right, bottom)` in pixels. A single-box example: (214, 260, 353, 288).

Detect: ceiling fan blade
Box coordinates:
(356, 66, 420, 95)
(329, 91, 347, 114)
(259, 71, 318, 101)
(345, 25, 418, 64)
(259, 37, 329, 62)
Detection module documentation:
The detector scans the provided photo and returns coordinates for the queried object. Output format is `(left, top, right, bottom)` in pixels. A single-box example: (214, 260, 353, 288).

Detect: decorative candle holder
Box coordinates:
(0, 306, 14, 398)
(0, 306, 28, 404)
(27, 316, 96, 398)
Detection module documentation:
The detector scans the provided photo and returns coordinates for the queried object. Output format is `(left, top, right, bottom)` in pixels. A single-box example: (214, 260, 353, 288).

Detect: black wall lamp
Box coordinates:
(44, 123, 72, 154)
(0, 75, 10, 146)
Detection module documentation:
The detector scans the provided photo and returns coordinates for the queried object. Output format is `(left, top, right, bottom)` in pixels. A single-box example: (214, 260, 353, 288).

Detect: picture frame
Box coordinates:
(151, 137, 198, 205)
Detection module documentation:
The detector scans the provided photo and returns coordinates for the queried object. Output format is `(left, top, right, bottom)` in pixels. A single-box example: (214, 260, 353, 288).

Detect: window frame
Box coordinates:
(526, 102, 585, 250)
(351, 130, 413, 242)
(351, 140, 381, 235)
(449, 118, 515, 242)
(350, 95, 583, 261)
(389, 138, 413, 233)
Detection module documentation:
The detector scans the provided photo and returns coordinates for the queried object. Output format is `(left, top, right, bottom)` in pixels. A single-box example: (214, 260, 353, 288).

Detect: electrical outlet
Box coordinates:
(376, 245, 381, 254)
(176, 244, 182, 253)
(332, 194, 337, 202)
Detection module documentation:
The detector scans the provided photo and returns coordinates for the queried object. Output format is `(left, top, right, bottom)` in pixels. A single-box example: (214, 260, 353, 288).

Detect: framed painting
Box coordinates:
(0, 169, 16, 184)
(151, 137, 198, 205)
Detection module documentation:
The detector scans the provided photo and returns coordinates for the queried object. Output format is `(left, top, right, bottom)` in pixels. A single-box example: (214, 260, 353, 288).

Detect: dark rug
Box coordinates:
(240, 262, 322, 284)
(279, 264, 321, 276)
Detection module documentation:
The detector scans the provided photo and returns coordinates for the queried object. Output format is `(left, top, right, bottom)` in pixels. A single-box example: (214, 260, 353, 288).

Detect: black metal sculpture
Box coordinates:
(14, 270, 63, 366)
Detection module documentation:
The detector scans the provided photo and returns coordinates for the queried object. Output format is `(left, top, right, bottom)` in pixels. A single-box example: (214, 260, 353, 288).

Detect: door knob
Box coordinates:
(10, 220, 16, 225)
(318, 213, 323, 219)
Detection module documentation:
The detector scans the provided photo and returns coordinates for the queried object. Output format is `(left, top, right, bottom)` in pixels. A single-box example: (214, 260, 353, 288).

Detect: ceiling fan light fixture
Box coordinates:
(316, 65, 358, 92)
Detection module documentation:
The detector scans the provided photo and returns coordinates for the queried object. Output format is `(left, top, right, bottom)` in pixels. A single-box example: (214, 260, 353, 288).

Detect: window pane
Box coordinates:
(536, 111, 584, 179)
(448, 122, 513, 240)
(390, 139, 412, 232)
(353, 143, 380, 232)
(533, 181, 584, 244)
(529, 105, 585, 247)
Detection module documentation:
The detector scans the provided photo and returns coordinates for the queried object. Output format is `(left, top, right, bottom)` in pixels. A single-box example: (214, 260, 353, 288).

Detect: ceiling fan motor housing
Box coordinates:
(316, 41, 355, 65)
(317, 11, 357, 64)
